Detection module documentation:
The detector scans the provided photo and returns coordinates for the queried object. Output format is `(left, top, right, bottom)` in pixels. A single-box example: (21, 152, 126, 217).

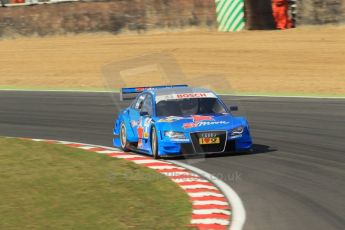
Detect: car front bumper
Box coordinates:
(158, 133, 252, 156)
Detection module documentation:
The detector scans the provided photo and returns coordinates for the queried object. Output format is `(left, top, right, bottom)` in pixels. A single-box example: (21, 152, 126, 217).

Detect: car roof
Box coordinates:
(150, 87, 214, 97)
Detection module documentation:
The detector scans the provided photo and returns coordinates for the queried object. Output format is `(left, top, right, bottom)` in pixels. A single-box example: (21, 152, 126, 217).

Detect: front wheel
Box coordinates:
(151, 127, 159, 159)
(120, 122, 130, 152)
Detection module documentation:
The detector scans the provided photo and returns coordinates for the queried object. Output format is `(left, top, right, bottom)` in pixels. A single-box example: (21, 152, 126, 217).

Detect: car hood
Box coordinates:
(155, 114, 244, 132)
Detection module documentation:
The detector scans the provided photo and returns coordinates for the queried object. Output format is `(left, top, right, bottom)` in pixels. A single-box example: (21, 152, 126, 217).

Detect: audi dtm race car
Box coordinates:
(113, 85, 252, 158)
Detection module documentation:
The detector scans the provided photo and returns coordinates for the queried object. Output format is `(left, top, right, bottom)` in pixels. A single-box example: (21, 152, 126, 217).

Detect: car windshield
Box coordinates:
(156, 98, 227, 117)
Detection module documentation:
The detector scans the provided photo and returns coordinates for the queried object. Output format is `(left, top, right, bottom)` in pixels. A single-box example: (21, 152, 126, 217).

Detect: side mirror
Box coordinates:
(229, 105, 238, 111)
(140, 111, 149, 116)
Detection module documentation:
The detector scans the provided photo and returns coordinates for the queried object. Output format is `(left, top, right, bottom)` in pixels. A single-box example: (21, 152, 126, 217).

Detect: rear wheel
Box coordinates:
(120, 122, 130, 152)
(151, 127, 159, 159)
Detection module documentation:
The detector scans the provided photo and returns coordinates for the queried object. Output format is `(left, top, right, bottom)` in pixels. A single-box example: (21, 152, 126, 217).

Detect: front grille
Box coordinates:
(225, 140, 236, 152)
(181, 143, 195, 155)
(190, 131, 227, 153)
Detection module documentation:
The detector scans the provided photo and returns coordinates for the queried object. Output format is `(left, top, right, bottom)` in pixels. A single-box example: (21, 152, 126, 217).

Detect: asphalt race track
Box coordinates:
(0, 91, 344, 230)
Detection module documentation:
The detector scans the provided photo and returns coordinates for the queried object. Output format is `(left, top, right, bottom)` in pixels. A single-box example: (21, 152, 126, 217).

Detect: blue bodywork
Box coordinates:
(113, 86, 252, 157)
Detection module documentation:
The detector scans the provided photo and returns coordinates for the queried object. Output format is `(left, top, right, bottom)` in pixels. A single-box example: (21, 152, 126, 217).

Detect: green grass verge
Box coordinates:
(0, 138, 192, 230)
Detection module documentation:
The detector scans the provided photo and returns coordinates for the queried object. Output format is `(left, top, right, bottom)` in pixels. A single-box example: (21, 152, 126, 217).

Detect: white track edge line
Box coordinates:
(169, 160, 246, 230)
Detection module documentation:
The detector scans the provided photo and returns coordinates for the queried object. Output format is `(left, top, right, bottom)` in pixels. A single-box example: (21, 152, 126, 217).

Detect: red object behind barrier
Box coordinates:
(272, 0, 292, 29)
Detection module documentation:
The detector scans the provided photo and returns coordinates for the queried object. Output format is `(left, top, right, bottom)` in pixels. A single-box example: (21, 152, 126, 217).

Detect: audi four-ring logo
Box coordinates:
(200, 133, 217, 138)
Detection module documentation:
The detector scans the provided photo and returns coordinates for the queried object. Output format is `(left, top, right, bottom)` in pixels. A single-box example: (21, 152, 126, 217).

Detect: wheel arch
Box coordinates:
(116, 112, 136, 142)
(149, 123, 160, 158)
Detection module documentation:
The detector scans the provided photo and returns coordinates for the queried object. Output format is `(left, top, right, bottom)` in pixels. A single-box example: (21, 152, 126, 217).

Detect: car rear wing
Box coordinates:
(120, 85, 188, 101)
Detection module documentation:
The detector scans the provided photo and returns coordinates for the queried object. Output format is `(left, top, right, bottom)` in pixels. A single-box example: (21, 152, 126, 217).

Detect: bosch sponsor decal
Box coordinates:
(183, 115, 230, 129)
(176, 93, 212, 99)
(17, 138, 232, 230)
(156, 92, 216, 103)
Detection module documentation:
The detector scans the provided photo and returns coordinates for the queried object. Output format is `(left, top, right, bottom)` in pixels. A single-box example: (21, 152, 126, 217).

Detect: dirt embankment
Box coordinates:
(0, 26, 344, 96)
(0, 0, 216, 37)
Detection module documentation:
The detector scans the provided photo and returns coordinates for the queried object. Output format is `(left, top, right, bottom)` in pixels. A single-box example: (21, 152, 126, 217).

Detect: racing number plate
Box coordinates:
(199, 137, 220, 145)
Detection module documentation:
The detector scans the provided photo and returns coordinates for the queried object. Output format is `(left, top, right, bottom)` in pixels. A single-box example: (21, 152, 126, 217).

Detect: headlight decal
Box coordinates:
(231, 126, 244, 137)
(164, 131, 186, 139)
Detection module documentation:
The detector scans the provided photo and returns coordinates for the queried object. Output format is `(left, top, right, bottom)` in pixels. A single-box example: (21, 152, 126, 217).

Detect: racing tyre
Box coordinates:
(151, 127, 159, 159)
(120, 122, 130, 152)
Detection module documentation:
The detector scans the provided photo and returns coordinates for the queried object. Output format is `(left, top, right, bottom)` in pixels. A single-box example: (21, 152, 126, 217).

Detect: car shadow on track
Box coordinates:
(166, 144, 277, 160)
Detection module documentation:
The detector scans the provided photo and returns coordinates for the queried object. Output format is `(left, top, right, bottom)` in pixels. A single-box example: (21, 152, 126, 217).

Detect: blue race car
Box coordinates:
(113, 85, 252, 158)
